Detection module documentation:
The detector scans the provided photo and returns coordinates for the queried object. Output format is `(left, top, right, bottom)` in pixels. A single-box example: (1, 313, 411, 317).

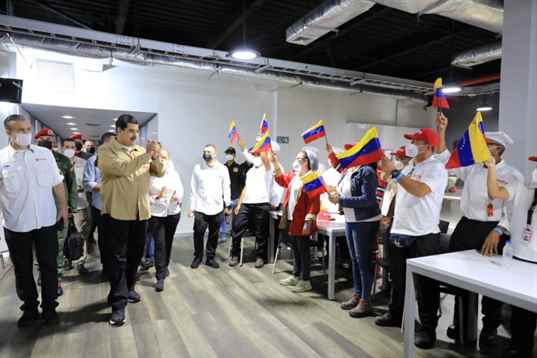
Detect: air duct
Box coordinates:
(286, 0, 375, 46)
(451, 41, 501, 68)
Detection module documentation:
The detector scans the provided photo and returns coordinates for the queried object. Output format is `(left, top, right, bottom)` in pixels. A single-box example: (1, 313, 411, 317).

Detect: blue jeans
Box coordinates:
(345, 221, 379, 301)
(144, 232, 155, 262)
(219, 199, 237, 239)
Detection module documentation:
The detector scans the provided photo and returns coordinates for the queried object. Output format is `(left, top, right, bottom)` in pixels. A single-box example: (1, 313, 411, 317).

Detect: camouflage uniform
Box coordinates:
(53, 151, 77, 279)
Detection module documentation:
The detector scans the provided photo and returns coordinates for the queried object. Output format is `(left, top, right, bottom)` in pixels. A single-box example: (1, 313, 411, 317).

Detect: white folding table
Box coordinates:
(404, 250, 537, 358)
(316, 219, 346, 300)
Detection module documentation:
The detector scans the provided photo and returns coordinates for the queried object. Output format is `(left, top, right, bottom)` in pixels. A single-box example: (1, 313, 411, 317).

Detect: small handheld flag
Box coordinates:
(446, 112, 490, 169)
(259, 113, 269, 135)
(227, 121, 239, 144)
(251, 131, 271, 154)
(302, 120, 326, 144)
(432, 77, 449, 110)
(335, 127, 383, 172)
(301, 171, 326, 199)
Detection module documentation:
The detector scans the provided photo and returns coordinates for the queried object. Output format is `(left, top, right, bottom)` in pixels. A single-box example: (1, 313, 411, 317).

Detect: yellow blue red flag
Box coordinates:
(446, 112, 490, 169)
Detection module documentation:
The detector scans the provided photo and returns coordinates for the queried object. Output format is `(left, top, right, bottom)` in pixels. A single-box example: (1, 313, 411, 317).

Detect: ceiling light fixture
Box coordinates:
(65, 122, 76, 126)
(476, 106, 493, 112)
(70, 127, 79, 131)
(231, 48, 259, 61)
(441, 85, 462, 94)
(113, 117, 118, 121)
(62, 115, 75, 119)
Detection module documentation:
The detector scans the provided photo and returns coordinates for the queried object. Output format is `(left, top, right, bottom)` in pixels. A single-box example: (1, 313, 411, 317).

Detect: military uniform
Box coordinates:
(53, 151, 77, 278)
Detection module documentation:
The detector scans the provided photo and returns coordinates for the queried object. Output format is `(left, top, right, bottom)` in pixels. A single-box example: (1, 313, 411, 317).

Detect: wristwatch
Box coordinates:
(493, 226, 504, 236)
(391, 169, 403, 182)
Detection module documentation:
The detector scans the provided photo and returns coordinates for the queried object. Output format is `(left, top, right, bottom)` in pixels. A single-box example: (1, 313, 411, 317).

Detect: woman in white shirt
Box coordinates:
(148, 149, 184, 292)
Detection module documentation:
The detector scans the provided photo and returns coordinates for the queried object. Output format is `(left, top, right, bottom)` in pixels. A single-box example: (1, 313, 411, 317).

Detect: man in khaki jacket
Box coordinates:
(98, 114, 163, 326)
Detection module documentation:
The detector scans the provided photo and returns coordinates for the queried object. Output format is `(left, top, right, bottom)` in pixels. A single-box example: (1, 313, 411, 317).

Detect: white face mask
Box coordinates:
(225, 154, 234, 162)
(14, 132, 32, 147)
(63, 149, 75, 159)
(405, 143, 418, 158)
(531, 168, 537, 188)
(292, 160, 302, 173)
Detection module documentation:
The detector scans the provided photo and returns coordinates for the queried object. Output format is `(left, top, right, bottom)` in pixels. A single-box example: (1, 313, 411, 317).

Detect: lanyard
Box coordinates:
(527, 189, 537, 226)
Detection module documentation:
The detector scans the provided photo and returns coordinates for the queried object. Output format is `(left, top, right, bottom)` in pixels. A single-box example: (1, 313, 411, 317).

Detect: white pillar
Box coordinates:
(499, 0, 537, 178)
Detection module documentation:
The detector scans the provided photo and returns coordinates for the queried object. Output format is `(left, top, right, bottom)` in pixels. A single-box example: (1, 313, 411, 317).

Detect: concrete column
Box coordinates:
(499, 0, 537, 178)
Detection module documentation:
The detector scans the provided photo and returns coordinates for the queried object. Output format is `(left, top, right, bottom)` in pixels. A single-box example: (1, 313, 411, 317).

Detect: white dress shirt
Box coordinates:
(149, 161, 184, 217)
(0, 144, 63, 232)
(242, 149, 273, 204)
(508, 181, 537, 263)
(436, 150, 522, 222)
(190, 161, 231, 216)
(391, 156, 448, 236)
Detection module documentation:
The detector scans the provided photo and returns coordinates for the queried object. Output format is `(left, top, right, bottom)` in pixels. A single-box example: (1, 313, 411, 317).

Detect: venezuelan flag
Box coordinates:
(302, 120, 326, 144)
(259, 113, 269, 135)
(335, 127, 383, 172)
(446, 112, 490, 169)
(251, 131, 271, 154)
(301, 171, 326, 199)
(227, 120, 239, 144)
(432, 77, 449, 109)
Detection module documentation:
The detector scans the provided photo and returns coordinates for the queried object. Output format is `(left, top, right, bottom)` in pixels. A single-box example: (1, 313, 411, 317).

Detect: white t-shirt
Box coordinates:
(391, 156, 448, 236)
(436, 150, 522, 222)
(507, 181, 537, 263)
(0, 145, 63, 232)
(243, 165, 273, 204)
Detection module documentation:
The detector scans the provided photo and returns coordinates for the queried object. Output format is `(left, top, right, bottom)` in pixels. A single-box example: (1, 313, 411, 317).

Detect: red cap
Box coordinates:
(393, 146, 407, 159)
(69, 133, 83, 141)
(404, 128, 440, 148)
(344, 144, 354, 151)
(34, 128, 54, 139)
(529, 156, 537, 162)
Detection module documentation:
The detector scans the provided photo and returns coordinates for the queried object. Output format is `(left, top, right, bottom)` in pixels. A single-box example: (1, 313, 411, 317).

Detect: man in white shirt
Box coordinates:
(228, 138, 273, 268)
(0, 114, 68, 327)
(376, 128, 448, 350)
(435, 114, 523, 351)
(189, 144, 232, 269)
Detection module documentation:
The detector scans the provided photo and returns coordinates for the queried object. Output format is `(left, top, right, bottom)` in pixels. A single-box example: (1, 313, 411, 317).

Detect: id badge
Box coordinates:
(487, 203, 494, 218)
(523, 225, 533, 243)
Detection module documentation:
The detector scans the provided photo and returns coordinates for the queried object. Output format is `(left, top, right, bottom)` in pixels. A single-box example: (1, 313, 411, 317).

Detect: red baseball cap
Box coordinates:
(529, 156, 537, 162)
(69, 133, 83, 141)
(34, 128, 54, 139)
(393, 146, 407, 159)
(404, 128, 440, 148)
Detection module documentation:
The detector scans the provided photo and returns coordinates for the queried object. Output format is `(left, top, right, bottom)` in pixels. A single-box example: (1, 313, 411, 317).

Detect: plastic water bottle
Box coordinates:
(503, 240, 514, 259)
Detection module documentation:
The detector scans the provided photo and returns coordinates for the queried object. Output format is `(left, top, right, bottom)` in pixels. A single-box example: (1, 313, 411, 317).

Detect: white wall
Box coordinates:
(14, 47, 435, 234)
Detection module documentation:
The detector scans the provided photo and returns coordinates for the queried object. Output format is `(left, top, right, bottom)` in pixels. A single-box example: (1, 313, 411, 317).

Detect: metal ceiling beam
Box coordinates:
(208, 0, 267, 49)
(27, 0, 92, 30)
(115, 0, 132, 34)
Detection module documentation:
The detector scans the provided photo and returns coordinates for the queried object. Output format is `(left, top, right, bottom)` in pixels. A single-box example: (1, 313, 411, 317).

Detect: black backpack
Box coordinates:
(63, 221, 83, 261)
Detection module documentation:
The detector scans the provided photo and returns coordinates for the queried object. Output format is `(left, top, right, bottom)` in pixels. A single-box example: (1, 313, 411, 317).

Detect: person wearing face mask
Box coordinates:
(273, 149, 321, 293)
(0, 115, 69, 327)
(147, 148, 183, 292)
(83, 140, 96, 156)
(488, 157, 537, 357)
(228, 137, 274, 268)
(375, 128, 448, 350)
(189, 144, 232, 269)
(219, 147, 251, 242)
(64, 136, 93, 274)
(98, 114, 164, 326)
(70, 133, 92, 160)
(435, 113, 523, 351)
(35, 128, 77, 295)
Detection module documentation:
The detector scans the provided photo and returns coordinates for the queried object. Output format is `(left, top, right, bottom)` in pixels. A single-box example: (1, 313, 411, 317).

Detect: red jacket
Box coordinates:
(275, 172, 321, 236)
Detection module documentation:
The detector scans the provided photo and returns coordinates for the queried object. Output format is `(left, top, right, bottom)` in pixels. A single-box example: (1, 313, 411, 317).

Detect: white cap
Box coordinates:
(485, 131, 514, 148)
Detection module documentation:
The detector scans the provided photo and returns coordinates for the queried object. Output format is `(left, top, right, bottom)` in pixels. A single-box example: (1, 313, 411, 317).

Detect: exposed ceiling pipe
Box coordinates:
(461, 73, 500, 87)
(451, 41, 501, 68)
(286, 0, 375, 46)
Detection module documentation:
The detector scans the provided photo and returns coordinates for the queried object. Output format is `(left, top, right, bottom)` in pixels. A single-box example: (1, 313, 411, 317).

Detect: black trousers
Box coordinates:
(291, 235, 311, 281)
(450, 216, 505, 333)
(90, 206, 108, 274)
(102, 215, 147, 310)
(231, 203, 270, 260)
(387, 233, 441, 330)
(5, 225, 58, 311)
(193, 211, 223, 261)
(511, 306, 537, 355)
(148, 213, 181, 279)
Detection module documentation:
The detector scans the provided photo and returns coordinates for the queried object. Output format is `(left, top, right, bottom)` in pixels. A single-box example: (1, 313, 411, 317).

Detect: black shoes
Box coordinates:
(191, 257, 202, 269)
(17, 309, 41, 328)
(42, 309, 60, 326)
(155, 279, 164, 292)
(57, 285, 64, 297)
(228, 257, 239, 267)
(139, 259, 154, 272)
(205, 260, 220, 269)
(109, 308, 126, 327)
(127, 290, 141, 304)
(254, 258, 265, 269)
(415, 328, 436, 349)
(375, 311, 402, 327)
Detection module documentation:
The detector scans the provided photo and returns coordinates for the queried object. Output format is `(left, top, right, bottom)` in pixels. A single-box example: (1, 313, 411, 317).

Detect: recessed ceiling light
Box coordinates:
(441, 85, 462, 94)
(70, 128, 79, 131)
(62, 115, 75, 119)
(230, 48, 259, 61)
(113, 117, 118, 121)
(110, 124, 116, 128)
(65, 122, 76, 126)
(476, 106, 493, 112)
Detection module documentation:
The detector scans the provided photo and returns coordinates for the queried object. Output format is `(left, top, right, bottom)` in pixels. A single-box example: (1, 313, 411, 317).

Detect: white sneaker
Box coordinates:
(292, 280, 312, 293)
(280, 276, 299, 287)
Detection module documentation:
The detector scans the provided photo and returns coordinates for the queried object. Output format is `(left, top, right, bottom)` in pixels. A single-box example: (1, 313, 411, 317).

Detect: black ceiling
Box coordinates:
(5, 0, 501, 82)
